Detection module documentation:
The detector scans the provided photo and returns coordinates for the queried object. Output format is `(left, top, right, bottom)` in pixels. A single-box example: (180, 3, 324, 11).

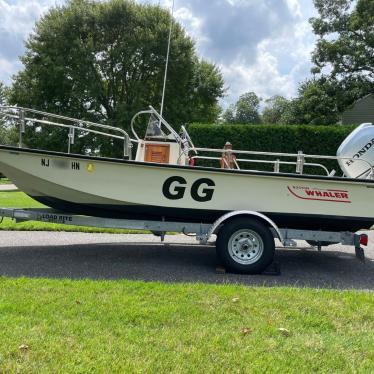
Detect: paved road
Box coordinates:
(0, 231, 373, 290)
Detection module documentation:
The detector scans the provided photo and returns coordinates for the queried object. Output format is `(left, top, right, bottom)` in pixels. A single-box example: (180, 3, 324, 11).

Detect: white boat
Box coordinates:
(0, 105, 374, 234)
(1, 2, 372, 274)
(0, 105, 373, 274)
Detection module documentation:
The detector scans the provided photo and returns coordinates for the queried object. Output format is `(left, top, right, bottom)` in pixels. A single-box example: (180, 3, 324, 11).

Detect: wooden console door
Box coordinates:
(144, 144, 170, 164)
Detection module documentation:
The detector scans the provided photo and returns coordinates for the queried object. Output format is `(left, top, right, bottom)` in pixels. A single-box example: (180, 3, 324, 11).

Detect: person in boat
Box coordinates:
(220, 142, 238, 169)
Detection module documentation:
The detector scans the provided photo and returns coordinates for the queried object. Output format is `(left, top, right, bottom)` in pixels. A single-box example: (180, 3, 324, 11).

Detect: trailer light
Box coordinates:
(360, 234, 368, 246)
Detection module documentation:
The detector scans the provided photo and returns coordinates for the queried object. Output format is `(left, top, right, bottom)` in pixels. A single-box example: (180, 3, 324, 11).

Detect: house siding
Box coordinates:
(342, 94, 374, 125)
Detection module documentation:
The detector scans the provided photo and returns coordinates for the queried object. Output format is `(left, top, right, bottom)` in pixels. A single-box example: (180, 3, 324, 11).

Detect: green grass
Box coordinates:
(0, 278, 373, 373)
(0, 178, 11, 184)
(0, 191, 144, 234)
(0, 191, 43, 209)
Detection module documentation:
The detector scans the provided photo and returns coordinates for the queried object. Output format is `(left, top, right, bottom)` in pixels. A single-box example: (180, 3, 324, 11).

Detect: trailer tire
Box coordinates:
(216, 218, 275, 274)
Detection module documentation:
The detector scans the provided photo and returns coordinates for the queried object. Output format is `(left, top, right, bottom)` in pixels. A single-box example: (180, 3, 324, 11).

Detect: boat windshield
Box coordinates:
(145, 114, 167, 139)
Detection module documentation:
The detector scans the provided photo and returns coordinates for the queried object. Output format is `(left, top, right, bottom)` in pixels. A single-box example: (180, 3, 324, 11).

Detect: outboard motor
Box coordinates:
(337, 123, 374, 179)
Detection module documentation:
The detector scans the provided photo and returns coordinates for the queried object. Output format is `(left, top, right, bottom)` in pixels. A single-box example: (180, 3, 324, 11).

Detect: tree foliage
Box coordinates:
(0, 83, 6, 142)
(9, 0, 224, 155)
(223, 92, 262, 125)
(311, 0, 374, 80)
(280, 0, 373, 126)
(261, 95, 291, 124)
(0, 83, 5, 106)
(0, 82, 15, 145)
(189, 122, 355, 172)
(260, 77, 373, 126)
(294, 78, 341, 125)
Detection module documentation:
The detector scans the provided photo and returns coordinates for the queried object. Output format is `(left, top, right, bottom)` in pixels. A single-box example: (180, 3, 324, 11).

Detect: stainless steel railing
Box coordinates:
(192, 148, 374, 179)
(1, 105, 373, 179)
(0, 106, 134, 159)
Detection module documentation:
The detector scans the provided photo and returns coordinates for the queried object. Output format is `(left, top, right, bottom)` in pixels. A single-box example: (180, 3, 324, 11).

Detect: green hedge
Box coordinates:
(188, 124, 357, 174)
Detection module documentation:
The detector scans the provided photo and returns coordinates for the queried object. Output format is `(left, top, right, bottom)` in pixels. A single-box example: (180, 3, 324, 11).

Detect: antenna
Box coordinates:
(160, 0, 175, 118)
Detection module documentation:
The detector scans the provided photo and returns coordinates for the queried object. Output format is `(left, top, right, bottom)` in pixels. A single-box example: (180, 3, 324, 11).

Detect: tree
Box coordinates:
(261, 95, 291, 124)
(285, 75, 374, 125)
(0, 83, 15, 145)
(0, 83, 6, 142)
(303, 0, 373, 124)
(0, 82, 5, 105)
(222, 106, 235, 124)
(276, 78, 342, 125)
(310, 0, 374, 81)
(295, 78, 341, 125)
(9, 0, 224, 155)
(223, 92, 262, 124)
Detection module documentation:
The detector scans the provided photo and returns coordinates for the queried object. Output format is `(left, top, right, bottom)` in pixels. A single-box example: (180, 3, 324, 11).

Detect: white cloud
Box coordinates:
(221, 43, 296, 104)
(0, 0, 63, 83)
(0, 56, 20, 77)
(0, 0, 318, 109)
(0, 0, 44, 37)
(285, 0, 302, 18)
(174, 6, 209, 47)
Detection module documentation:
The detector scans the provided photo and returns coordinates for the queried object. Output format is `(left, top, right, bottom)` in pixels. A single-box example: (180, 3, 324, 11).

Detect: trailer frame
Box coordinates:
(0, 207, 367, 270)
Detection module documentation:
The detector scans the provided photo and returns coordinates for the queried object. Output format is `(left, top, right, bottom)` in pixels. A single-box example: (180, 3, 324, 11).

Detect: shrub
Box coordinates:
(188, 124, 356, 174)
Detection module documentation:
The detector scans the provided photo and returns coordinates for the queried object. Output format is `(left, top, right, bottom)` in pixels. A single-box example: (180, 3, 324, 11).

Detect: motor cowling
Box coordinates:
(337, 123, 374, 179)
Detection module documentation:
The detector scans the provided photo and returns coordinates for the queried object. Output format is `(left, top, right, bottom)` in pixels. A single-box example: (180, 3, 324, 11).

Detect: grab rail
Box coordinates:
(0, 106, 134, 159)
(192, 147, 374, 179)
(192, 156, 331, 175)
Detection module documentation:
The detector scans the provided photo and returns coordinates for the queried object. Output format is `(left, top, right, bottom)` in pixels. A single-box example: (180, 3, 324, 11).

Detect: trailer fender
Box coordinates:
(207, 211, 283, 243)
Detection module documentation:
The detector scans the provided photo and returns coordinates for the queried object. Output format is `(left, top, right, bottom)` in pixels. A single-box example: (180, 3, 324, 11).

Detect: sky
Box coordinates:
(0, 0, 318, 107)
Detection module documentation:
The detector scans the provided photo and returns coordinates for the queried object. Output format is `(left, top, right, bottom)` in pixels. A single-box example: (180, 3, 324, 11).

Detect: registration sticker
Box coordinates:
(87, 163, 95, 173)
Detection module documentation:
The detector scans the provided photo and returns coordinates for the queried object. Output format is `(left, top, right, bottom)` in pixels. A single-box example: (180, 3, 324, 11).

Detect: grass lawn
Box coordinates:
(0, 191, 143, 234)
(0, 178, 11, 185)
(0, 278, 373, 373)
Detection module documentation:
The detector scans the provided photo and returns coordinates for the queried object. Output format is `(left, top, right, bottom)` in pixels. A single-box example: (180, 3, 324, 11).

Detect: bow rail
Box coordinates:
(0, 106, 134, 159)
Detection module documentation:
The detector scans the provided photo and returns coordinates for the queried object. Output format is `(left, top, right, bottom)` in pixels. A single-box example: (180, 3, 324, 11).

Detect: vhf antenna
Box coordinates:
(160, 0, 175, 119)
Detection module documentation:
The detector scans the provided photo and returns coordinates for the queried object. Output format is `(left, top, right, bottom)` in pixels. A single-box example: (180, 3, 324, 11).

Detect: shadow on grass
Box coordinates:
(0, 242, 373, 290)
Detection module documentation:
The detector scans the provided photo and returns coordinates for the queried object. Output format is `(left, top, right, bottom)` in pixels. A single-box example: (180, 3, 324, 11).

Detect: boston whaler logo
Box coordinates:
(346, 138, 374, 167)
(288, 185, 351, 203)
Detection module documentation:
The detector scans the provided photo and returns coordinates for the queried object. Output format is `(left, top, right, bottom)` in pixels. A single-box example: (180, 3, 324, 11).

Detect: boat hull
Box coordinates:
(1, 145, 374, 231)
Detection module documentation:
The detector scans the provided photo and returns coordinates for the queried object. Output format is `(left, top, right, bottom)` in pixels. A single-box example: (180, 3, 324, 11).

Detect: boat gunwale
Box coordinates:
(1, 144, 374, 185)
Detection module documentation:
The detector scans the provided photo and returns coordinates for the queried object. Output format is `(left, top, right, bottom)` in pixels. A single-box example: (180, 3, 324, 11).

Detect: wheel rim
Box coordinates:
(228, 229, 264, 265)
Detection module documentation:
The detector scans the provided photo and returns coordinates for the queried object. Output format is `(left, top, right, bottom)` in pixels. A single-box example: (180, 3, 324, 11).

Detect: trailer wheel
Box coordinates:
(216, 218, 275, 274)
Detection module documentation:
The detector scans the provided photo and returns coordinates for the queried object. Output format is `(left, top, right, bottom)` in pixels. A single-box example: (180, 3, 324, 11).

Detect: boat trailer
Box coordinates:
(0, 208, 368, 274)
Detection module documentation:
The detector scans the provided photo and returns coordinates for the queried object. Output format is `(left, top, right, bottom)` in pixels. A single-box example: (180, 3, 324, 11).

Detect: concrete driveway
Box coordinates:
(0, 231, 373, 290)
(0, 184, 18, 191)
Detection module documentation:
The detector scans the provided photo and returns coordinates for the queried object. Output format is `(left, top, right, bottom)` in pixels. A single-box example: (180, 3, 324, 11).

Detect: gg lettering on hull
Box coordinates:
(163, 176, 215, 202)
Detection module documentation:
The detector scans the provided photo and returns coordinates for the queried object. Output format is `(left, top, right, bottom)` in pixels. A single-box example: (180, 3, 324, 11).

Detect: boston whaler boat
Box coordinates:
(0, 105, 373, 273)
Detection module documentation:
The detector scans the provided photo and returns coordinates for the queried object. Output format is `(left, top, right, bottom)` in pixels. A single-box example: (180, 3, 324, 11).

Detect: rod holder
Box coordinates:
(274, 159, 280, 173)
(68, 127, 75, 145)
(18, 110, 26, 148)
(296, 151, 305, 174)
